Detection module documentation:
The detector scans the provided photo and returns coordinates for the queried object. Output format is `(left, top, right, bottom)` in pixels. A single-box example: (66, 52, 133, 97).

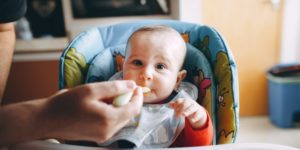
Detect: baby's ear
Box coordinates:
(175, 70, 187, 88)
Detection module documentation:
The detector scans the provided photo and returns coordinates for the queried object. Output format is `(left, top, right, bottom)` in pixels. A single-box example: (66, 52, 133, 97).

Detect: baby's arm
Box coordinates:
(169, 98, 207, 129)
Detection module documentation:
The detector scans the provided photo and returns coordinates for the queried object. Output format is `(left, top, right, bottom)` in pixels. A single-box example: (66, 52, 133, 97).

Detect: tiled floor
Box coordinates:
(236, 116, 300, 149)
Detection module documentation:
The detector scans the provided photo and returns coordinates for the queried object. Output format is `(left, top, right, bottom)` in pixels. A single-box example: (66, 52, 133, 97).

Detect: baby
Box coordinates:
(108, 25, 213, 147)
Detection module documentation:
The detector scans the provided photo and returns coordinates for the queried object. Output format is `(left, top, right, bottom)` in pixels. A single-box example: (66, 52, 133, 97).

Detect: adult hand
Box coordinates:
(39, 80, 143, 143)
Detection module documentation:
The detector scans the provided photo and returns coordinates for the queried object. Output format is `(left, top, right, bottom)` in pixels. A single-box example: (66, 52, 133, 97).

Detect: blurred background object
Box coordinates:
(25, 0, 66, 38)
(15, 17, 33, 40)
(71, 0, 170, 18)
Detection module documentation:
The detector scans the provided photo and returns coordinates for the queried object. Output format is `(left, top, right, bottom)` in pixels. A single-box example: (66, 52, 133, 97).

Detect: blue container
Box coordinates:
(267, 64, 300, 128)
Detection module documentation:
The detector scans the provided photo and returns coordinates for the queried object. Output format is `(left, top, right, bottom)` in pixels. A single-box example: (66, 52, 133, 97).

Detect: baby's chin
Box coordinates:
(143, 95, 165, 104)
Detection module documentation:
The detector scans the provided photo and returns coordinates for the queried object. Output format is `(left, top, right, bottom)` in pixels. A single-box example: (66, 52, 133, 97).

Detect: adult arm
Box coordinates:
(0, 0, 26, 101)
(0, 23, 15, 101)
(0, 81, 143, 146)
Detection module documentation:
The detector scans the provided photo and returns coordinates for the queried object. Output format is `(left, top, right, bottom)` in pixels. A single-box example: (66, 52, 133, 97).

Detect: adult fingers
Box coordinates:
(102, 87, 143, 137)
(56, 88, 69, 95)
(80, 80, 137, 100)
(121, 87, 143, 117)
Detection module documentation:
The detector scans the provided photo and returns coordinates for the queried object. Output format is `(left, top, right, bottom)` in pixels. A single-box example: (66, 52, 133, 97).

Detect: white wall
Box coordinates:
(280, 0, 300, 64)
(176, 0, 202, 24)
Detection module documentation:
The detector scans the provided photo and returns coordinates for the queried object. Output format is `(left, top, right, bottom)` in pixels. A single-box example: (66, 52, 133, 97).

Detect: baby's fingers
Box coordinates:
(187, 106, 208, 129)
(169, 98, 183, 108)
(183, 104, 199, 117)
(187, 111, 202, 123)
(169, 98, 193, 117)
(169, 99, 184, 117)
(169, 98, 184, 112)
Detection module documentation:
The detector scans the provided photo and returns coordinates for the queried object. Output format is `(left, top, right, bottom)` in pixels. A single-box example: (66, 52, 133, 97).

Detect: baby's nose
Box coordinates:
(139, 72, 153, 81)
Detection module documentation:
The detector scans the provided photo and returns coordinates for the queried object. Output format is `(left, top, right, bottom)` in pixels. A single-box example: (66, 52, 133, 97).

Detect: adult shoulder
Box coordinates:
(0, 0, 26, 23)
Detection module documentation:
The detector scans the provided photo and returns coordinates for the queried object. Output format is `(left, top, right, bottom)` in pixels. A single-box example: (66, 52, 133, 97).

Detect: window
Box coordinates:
(71, 0, 170, 18)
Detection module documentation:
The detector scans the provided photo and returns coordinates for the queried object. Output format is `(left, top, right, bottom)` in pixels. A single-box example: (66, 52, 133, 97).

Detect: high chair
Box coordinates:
(59, 20, 239, 145)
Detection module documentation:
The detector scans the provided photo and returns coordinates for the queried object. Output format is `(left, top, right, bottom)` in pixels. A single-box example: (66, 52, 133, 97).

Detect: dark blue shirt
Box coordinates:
(0, 0, 26, 23)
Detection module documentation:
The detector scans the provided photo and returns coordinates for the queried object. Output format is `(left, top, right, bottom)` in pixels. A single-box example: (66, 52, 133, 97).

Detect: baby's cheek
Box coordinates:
(123, 71, 135, 80)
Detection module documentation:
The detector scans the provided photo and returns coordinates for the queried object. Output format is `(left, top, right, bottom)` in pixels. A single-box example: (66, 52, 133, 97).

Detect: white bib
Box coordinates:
(98, 72, 198, 148)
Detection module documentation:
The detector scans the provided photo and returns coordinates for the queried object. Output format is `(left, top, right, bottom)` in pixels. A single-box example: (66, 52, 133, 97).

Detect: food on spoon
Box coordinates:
(141, 86, 151, 94)
(113, 86, 151, 107)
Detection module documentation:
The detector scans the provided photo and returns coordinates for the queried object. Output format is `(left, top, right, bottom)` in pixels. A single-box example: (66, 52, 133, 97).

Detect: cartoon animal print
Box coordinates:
(197, 35, 211, 61)
(181, 33, 190, 43)
(64, 48, 88, 88)
(217, 129, 235, 141)
(113, 52, 125, 71)
(217, 87, 229, 108)
(191, 68, 213, 117)
(213, 51, 236, 144)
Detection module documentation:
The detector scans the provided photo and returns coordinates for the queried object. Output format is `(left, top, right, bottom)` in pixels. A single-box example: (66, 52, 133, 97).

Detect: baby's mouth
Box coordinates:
(141, 86, 151, 97)
(141, 86, 151, 93)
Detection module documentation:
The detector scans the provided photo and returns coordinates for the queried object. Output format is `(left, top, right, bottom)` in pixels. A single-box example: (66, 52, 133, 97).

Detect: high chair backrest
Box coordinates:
(59, 20, 239, 145)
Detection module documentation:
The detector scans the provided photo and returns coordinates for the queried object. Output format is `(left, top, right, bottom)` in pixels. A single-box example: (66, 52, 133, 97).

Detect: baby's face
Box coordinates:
(123, 31, 186, 103)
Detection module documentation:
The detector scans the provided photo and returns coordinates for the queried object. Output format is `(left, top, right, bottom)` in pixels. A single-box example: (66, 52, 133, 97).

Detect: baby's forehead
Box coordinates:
(132, 32, 185, 51)
(133, 28, 178, 38)
(127, 26, 187, 63)
(132, 30, 184, 46)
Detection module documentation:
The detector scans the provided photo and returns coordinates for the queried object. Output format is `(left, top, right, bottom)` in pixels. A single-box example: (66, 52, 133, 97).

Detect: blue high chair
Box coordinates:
(59, 20, 239, 145)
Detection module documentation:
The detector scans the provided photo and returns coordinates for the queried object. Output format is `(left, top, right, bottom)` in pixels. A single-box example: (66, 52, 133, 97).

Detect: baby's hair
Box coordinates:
(127, 25, 182, 44)
(125, 25, 187, 69)
(132, 25, 176, 33)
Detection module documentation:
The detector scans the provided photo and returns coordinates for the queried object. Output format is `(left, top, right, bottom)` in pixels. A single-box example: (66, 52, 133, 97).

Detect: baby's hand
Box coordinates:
(169, 98, 207, 130)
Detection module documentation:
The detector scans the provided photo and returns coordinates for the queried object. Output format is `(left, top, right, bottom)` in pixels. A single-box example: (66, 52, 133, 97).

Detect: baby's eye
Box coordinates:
(132, 60, 143, 66)
(156, 63, 166, 70)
